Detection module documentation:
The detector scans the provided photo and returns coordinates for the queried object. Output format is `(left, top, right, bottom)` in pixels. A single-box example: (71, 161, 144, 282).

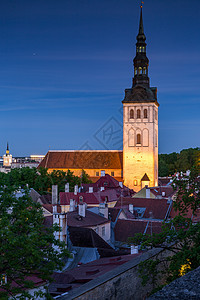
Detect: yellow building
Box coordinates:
(39, 7, 158, 191)
(3, 143, 12, 167)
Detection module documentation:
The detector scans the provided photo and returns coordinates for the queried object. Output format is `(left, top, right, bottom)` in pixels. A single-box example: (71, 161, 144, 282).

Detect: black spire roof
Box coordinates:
(122, 6, 158, 106)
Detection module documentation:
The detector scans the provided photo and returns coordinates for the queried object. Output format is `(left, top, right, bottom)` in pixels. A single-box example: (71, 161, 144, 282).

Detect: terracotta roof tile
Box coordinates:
(67, 209, 110, 227)
(115, 197, 170, 220)
(114, 219, 163, 242)
(38, 150, 123, 170)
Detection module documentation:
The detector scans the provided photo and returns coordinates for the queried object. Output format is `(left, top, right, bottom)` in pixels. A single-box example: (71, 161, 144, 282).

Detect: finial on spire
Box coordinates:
(141, 1, 144, 8)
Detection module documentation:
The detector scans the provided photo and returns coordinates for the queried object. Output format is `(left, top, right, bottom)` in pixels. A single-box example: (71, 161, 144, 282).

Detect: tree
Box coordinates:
(128, 167, 200, 293)
(0, 186, 69, 299)
(0, 167, 92, 195)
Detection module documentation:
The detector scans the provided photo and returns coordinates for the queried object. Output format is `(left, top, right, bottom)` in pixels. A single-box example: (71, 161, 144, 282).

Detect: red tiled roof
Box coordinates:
(150, 186, 176, 198)
(115, 197, 170, 220)
(60, 190, 119, 205)
(49, 254, 140, 296)
(114, 219, 163, 242)
(38, 150, 123, 170)
(67, 209, 110, 227)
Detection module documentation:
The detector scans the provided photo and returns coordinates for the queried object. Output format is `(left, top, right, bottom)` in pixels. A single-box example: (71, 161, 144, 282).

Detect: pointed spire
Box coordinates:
(139, 5, 144, 35)
(7, 142, 9, 151)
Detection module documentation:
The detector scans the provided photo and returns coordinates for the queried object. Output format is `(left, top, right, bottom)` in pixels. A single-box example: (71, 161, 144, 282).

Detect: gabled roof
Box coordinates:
(67, 209, 110, 227)
(38, 150, 123, 170)
(114, 219, 163, 242)
(68, 226, 113, 249)
(115, 197, 170, 220)
(141, 173, 150, 181)
(60, 189, 119, 205)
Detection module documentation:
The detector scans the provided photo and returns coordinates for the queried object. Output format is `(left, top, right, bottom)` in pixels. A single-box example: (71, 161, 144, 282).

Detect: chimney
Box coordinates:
(78, 203, 86, 217)
(101, 170, 105, 177)
(74, 185, 78, 195)
(186, 170, 190, 176)
(89, 187, 93, 193)
(65, 183, 69, 193)
(131, 245, 138, 255)
(69, 199, 75, 212)
(119, 182, 123, 188)
(52, 185, 58, 214)
(129, 204, 134, 214)
(99, 203, 108, 219)
(146, 186, 150, 198)
(100, 187, 105, 191)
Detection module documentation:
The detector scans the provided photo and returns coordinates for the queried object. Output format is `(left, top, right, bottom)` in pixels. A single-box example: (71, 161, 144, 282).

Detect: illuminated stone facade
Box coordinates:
(122, 7, 159, 191)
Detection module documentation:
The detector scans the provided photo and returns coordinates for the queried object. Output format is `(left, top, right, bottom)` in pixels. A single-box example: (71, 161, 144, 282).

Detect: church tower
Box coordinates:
(122, 6, 159, 191)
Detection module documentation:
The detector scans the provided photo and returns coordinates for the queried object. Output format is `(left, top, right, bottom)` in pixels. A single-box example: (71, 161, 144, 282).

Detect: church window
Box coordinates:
(137, 134, 141, 145)
(139, 67, 142, 74)
(144, 109, 148, 118)
(134, 180, 138, 186)
(130, 109, 134, 119)
(144, 67, 146, 74)
(134, 68, 137, 75)
(111, 171, 114, 176)
(128, 129, 135, 147)
(143, 129, 149, 147)
(137, 109, 141, 119)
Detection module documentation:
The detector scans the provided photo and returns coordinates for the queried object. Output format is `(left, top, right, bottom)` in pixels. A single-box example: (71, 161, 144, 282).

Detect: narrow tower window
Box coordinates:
(137, 109, 141, 119)
(144, 109, 148, 118)
(128, 129, 135, 147)
(130, 109, 134, 119)
(137, 134, 141, 145)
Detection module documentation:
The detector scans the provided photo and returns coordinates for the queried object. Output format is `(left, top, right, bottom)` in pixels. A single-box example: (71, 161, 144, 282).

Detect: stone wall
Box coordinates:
(60, 247, 171, 300)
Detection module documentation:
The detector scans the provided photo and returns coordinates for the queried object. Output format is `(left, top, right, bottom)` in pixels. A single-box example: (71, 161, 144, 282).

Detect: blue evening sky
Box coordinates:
(0, 0, 199, 156)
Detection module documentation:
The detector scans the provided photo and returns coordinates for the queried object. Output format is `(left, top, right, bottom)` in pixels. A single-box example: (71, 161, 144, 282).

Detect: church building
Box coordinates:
(39, 6, 159, 191)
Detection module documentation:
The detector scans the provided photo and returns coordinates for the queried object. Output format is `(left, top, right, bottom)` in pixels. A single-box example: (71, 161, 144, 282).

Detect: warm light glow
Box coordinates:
(179, 259, 191, 276)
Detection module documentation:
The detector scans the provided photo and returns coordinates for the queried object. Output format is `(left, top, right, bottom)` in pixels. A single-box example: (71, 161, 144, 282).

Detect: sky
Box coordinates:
(0, 0, 200, 156)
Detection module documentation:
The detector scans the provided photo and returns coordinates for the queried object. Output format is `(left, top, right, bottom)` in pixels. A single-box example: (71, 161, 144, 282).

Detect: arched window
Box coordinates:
(144, 109, 148, 119)
(134, 68, 137, 75)
(130, 109, 134, 119)
(139, 67, 142, 74)
(137, 134, 141, 145)
(144, 67, 146, 74)
(137, 109, 141, 119)
(128, 129, 135, 147)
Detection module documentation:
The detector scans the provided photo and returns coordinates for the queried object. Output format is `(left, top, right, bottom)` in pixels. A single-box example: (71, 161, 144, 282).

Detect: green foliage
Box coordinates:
(0, 186, 69, 299)
(0, 167, 92, 195)
(158, 147, 200, 176)
(128, 167, 200, 292)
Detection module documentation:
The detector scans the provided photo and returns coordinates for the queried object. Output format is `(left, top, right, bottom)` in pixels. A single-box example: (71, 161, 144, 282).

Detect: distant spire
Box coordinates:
(139, 4, 144, 35)
(6, 142, 9, 155)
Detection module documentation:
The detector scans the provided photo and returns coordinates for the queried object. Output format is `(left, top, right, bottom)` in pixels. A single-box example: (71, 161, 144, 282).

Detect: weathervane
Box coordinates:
(141, 1, 144, 8)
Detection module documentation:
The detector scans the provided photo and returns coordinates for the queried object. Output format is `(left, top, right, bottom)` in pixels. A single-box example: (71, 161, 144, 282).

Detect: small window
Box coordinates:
(111, 171, 114, 176)
(137, 134, 141, 145)
(144, 109, 148, 119)
(96, 172, 99, 176)
(134, 68, 137, 75)
(134, 180, 138, 186)
(137, 109, 141, 119)
(102, 226, 105, 237)
(130, 109, 134, 119)
(139, 67, 142, 74)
